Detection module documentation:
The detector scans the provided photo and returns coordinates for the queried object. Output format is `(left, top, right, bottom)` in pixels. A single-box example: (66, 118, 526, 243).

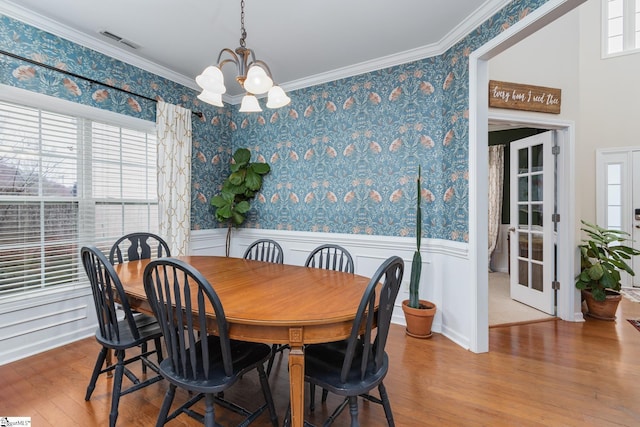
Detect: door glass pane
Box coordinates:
(518, 176, 529, 202)
(518, 259, 529, 287)
(518, 148, 528, 173)
(608, 184, 621, 205)
(532, 204, 543, 227)
(518, 205, 529, 228)
(531, 174, 543, 202)
(606, 164, 622, 230)
(532, 234, 543, 261)
(608, 206, 622, 228)
(532, 262, 543, 291)
(532, 144, 543, 172)
(518, 233, 529, 258)
(607, 164, 621, 184)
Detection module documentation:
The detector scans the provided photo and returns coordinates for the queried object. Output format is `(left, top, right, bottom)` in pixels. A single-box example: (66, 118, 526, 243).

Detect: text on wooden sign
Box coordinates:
(488, 80, 561, 114)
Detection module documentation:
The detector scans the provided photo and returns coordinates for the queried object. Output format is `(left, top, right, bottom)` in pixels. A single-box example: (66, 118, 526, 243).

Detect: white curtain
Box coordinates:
(488, 144, 505, 271)
(156, 101, 192, 256)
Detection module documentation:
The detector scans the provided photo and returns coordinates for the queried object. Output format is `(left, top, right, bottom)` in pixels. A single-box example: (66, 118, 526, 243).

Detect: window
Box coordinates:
(606, 163, 623, 229)
(596, 150, 632, 232)
(0, 99, 157, 298)
(603, 0, 640, 56)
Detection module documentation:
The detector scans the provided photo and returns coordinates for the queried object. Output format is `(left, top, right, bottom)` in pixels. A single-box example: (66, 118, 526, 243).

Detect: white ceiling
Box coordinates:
(2, 0, 509, 99)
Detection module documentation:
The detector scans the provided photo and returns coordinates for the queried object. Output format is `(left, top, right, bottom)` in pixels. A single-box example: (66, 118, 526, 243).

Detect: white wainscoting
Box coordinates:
(190, 228, 470, 343)
(0, 229, 470, 365)
(0, 287, 97, 365)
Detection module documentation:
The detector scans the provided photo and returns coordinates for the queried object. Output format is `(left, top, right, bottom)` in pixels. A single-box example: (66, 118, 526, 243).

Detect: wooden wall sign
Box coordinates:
(488, 80, 561, 114)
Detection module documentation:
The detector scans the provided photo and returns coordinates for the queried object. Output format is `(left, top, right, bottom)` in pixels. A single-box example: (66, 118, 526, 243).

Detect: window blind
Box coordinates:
(0, 100, 157, 298)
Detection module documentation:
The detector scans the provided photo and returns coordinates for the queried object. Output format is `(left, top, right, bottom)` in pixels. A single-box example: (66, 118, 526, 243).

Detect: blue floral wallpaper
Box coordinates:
(226, 0, 548, 241)
(0, 0, 549, 241)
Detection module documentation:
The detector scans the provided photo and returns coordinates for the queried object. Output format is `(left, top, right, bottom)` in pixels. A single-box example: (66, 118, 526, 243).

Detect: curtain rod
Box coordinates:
(0, 49, 203, 118)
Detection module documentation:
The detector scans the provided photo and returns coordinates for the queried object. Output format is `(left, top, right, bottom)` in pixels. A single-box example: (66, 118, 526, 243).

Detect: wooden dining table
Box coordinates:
(114, 255, 373, 427)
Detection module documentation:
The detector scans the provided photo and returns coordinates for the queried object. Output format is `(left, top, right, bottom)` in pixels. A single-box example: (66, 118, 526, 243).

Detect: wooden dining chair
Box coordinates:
(286, 255, 404, 427)
(243, 238, 284, 264)
(143, 257, 279, 427)
(243, 238, 286, 375)
(109, 232, 171, 264)
(304, 244, 355, 408)
(81, 246, 164, 427)
(108, 232, 171, 371)
(305, 244, 354, 273)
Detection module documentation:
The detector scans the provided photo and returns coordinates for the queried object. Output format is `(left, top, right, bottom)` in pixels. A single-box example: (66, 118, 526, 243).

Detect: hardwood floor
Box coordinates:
(2, 298, 640, 426)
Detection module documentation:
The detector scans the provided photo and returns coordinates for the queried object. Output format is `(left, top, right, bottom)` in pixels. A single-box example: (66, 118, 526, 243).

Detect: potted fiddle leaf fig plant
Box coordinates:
(575, 220, 640, 320)
(210, 147, 270, 256)
(401, 166, 437, 338)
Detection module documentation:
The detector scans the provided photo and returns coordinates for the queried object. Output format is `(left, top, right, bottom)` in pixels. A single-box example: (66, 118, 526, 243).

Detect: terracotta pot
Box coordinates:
(402, 299, 436, 338)
(582, 289, 622, 321)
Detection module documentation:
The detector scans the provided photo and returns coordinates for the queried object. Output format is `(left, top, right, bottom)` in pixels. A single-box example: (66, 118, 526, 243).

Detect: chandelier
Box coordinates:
(195, 0, 291, 112)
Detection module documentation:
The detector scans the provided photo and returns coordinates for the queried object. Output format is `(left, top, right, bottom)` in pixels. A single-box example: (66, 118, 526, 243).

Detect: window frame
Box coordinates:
(0, 85, 157, 303)
(602, 0, 640, 58)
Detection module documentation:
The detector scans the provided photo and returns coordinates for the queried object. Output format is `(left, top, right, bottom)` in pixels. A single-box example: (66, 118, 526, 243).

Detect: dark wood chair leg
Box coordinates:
(348, 396, 359, 427)
(156, 384, 176, 427)
(378, 382, 395, 427)
(258, 365, 279, 426)
(203, 393, 215, 427)
(109, 350, 125, 427)
(106, 348, 113, 378)
(310, 384, 316, 412)
(85, 346, 108, 401)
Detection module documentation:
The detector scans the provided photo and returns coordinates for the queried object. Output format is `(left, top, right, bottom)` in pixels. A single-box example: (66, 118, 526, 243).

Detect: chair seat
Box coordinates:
(304, 343, 389, 396)
(159, 336, 273, 394)
(94, 313, 163, 351)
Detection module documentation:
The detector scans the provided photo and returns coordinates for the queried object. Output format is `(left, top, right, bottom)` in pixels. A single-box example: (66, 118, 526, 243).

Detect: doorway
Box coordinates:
(488, 127, 557, 326)
(469, 0, 583, 353)
(596, 147, 640, 287)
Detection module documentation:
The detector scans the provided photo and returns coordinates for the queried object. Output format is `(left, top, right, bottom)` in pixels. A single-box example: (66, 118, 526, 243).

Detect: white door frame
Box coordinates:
(468, 0, 585, 353)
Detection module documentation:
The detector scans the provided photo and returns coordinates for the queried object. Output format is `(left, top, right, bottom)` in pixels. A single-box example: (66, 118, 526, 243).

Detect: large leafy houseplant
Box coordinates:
(210, 148, 270, 256)
(575, 220, 640, 302)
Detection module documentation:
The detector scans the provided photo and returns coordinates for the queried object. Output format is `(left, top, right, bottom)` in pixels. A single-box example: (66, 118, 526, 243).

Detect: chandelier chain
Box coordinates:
(239, 0, 247, 48)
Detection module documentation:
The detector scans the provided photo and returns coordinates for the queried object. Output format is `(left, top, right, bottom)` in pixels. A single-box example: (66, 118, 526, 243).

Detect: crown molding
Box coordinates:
(276, 0, 511, 96)
(2, 0, 511, 104)
(438, 0, 512, 50)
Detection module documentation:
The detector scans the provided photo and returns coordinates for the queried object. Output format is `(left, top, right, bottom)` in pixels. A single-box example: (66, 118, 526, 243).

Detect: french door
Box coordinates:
(509, 131, 556, 314)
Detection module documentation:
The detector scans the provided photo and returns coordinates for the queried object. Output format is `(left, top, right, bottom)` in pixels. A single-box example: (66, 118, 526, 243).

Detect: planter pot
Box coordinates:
(402, 299, 436, 338)
(582, 289, 622, 321)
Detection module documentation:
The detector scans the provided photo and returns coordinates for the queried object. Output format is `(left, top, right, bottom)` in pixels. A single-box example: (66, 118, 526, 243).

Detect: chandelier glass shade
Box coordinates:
(195, 0, 290, 112)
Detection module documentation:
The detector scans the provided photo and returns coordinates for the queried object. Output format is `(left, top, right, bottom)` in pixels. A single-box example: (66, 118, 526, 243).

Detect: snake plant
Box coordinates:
(408, 165, 422, 309)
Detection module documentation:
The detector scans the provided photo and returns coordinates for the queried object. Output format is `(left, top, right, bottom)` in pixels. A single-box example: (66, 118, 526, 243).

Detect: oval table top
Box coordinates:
(115, 255, 374, 344)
